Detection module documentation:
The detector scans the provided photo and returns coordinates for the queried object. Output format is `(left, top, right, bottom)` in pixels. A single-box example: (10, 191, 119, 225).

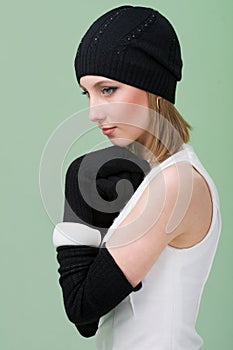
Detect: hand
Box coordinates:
(63, 145, 150, 237)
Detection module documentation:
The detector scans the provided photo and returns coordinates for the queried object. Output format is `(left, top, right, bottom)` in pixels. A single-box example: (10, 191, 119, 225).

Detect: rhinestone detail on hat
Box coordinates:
(92, 11, 121, 46)
(115, 11, 157, 55)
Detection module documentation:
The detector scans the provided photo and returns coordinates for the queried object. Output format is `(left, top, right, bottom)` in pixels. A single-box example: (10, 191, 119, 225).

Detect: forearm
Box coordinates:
(53, 223, 101, 337)
(60, 244, 100, 338)
(56, 242, 142, 325)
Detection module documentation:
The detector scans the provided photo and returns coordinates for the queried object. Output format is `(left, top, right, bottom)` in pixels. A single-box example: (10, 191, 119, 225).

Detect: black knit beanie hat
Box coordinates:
(74, 5, 183, 104)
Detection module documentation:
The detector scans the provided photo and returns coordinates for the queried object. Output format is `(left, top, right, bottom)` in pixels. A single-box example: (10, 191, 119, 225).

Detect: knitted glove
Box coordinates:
(63, 145, 150, 236)
(55, 146, 150, 337)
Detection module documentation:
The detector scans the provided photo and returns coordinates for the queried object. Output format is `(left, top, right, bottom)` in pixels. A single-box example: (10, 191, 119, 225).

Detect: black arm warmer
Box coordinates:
(56, 243, 142, 327)
(58, 244, 100, 338)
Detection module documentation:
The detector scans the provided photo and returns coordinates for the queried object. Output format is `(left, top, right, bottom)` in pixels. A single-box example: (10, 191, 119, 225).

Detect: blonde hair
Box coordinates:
(128, 93, 192, 165)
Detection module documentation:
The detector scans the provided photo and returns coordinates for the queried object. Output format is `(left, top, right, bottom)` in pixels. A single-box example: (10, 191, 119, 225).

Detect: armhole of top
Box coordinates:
(167, 162, 220, 252)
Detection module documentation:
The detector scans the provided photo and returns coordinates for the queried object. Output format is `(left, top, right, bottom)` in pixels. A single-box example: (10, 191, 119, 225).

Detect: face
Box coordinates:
(80, 75, 153, 150)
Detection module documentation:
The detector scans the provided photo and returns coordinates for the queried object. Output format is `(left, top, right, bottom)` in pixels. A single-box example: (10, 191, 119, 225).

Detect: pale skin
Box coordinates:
(80, 75, 213, 288)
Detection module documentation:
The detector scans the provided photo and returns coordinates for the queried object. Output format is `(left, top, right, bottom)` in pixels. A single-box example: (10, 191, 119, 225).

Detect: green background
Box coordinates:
(1, 0, 232, 349)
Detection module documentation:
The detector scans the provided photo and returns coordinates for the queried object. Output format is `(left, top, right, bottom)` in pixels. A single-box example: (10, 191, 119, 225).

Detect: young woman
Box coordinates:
(53, 5, 221, 349)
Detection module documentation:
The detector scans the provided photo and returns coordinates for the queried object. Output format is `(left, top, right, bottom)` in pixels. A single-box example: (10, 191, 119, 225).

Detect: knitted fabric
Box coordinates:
(58, 145, 149, 337)
(74, 5, 183, 103)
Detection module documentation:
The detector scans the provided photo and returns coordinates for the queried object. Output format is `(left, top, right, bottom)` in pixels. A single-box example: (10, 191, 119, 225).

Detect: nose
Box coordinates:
(88, 98, 106, 123)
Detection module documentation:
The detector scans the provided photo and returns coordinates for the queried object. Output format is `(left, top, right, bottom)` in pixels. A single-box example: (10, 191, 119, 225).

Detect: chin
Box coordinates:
(109, 137, 133, 148)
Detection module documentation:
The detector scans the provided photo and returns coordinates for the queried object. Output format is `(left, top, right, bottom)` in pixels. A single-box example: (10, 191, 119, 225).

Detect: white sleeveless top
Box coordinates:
(95, 143, 222, 350)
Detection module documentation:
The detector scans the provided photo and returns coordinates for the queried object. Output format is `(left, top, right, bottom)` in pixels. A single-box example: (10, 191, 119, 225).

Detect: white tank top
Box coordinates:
(95, 143, 222, 350)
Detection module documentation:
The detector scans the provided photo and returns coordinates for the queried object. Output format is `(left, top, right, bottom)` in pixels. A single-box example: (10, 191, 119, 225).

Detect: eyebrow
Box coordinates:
(80, 79, 118, 90)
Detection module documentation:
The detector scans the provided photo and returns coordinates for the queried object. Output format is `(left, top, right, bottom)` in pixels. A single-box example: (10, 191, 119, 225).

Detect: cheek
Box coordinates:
(109, 100, 150, 128)
(127, 106, 151, 132)
(121, 89, 149, 125)
(122, 89, 148, 107)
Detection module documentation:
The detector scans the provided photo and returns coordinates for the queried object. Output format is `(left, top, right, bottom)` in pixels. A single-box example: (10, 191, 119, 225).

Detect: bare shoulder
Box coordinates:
(105, 162, 213, 287)
(169, 165, 213, 248)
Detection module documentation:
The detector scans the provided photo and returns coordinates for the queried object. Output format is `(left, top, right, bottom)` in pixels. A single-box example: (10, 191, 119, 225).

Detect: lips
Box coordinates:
(101, 126, 117, 135)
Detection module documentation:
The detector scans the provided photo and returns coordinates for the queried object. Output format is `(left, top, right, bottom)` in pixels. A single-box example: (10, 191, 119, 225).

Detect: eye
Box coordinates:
(81, 90, 89, 98)
(101, 87, 118, 96)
